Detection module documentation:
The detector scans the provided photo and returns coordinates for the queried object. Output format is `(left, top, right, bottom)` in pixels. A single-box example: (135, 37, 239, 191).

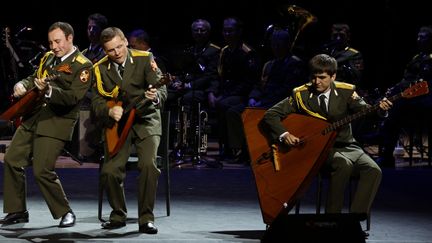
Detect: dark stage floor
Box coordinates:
(0, 155, 432, 242)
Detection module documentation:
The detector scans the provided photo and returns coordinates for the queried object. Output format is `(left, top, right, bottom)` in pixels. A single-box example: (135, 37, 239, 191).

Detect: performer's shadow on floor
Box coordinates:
(0, 223, 149, 241)
(211, 230, 265, 240)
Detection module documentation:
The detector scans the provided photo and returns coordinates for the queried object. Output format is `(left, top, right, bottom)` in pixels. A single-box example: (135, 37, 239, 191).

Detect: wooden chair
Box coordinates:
(98, 111, 171, 222)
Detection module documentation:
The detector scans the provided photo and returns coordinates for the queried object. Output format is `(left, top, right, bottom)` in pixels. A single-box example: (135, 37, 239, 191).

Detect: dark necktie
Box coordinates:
(319, 95, 328, 115)
(118, 65, 124, 78)
(53, 57, 61, 66)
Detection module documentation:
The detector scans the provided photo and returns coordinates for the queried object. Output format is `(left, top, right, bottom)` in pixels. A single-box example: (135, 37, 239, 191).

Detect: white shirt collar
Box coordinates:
(60, 46, 77, 62)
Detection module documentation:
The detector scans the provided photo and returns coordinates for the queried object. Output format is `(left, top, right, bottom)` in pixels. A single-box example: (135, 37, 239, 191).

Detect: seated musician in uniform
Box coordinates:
(261, 54, 392, 223)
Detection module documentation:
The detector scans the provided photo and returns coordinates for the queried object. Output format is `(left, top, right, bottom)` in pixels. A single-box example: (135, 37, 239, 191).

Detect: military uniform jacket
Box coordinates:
(82, 44, 105, 64)
(215, 43, 260, 97)
(91, 49, 167, 140)
(19, 49, 92, 141)
(249, 54, 307, 108)
(263, 81, 368, 144)
(184, 42, 220, 93)
(399, 52, 432, 89)
(332, 47, 364, 85)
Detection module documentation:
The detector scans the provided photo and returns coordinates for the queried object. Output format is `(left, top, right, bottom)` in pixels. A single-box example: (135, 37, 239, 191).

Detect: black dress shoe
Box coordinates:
(139, 222, 158, 234)
(0, 211, 29, 225)
(101, 220, 126, 229)
(59, 211, 76, 228)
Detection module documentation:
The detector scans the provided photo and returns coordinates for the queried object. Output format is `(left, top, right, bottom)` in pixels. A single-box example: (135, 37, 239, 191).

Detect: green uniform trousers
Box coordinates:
(3, 125, 71, 219)
(325, 143, 382, 214)
(100, 130, 161, 226)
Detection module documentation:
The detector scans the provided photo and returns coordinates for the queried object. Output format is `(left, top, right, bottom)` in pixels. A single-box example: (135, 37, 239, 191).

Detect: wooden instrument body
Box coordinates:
(0, 74, 59, 121)
(242, 108, 337, 225)
(241, 81, 429, 225)
(105, 100, 136, 158)
(104, 73, 171, 159)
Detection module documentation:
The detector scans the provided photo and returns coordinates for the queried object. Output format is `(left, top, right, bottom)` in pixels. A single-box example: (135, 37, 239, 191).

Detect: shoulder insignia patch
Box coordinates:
(334, 81, 355, 90)
(131, 49, 150, 57)
(80, 69, 90, 83)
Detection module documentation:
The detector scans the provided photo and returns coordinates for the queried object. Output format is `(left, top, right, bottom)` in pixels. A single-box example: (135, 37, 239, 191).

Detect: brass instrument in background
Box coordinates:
(196, 103, 209, 155)
(173, 100, 189, 161)
(173, 101, 210, 165)
(278, 4, 317, 51)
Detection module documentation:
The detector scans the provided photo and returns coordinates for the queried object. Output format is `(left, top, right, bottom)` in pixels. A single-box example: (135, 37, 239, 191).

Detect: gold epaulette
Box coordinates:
(409, 53, 432, 61)
(93, 55, 109, 68)
(131, 49, 150, 57)
(334, 81, 355, 90)
(241, 43, 252, 53)
(347, 47, 359, 54)
(210, 43, 221, 49)
(292, 55, 301, 61)
(293, 84, 308, 93)
(74, 53, 91, 64)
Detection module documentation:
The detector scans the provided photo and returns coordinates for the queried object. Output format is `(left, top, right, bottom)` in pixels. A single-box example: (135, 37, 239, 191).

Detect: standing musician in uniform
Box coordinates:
(262, 54, 392, 219)
(82, 13, 108, 64)
(0, 22, 92, 227)
(91, 27, 167, 234)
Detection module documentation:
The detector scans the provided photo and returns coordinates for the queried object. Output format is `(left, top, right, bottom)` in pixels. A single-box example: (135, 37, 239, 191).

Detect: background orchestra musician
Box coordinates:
(378, 25, 432, 168)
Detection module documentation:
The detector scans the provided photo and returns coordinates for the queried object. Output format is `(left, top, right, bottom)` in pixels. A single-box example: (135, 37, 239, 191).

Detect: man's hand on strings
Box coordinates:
(379, 98, 392, 111)
(145, 85, 158, 102)
(34, 77, 50, 91)
(281, 132, 301, 146)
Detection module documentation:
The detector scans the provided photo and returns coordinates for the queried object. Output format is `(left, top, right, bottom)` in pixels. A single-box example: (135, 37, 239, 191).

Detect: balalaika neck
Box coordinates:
(322, 92, 402, 135)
